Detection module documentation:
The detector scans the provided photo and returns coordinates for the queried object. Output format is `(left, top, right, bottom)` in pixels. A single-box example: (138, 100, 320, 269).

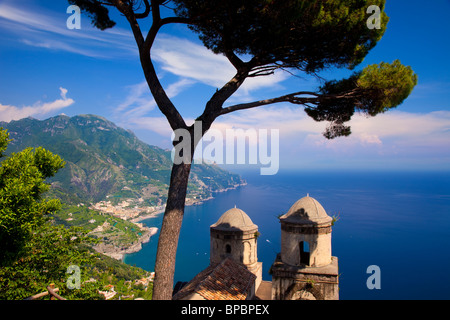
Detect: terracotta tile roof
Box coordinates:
(173, 258, 256, 300)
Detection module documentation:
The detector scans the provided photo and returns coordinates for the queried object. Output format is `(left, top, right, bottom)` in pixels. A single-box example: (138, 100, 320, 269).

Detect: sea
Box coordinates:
(124, 169, 450, 300)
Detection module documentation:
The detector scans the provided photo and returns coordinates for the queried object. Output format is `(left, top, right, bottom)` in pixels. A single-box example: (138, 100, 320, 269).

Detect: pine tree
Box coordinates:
(68, 0, 417, 299)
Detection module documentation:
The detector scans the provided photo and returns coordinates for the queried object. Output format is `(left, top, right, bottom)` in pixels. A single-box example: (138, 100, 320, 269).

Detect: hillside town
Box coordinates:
(97, 273, 155, 300)
(89, 193, 216, 222)
(90, 198, 165, 221)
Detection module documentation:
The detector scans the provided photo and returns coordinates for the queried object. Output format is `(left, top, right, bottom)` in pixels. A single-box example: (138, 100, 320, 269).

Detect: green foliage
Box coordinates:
(94, 254, 147, 281)
(0, 219, 153, 300)
(0, 128, 65, 266)
(94, 254, 154, 300)
(306, 60, 418, 139)
(0, 127, 155, 300)
(0, 222, 102, 300)
(54, 204, 144, 247)
(174, 0, 388, 72)
(0, 129, 101, 299)
(357, 59, 418, 114)
(71, 0, 388, 73)
(0, 130, 95, 299)
(0, 128, 11, 157)
(331, 213, 341, 226)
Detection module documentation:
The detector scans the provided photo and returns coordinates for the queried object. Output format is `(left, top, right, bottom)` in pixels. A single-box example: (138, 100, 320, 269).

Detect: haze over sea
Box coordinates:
(124, 169, 450, 300)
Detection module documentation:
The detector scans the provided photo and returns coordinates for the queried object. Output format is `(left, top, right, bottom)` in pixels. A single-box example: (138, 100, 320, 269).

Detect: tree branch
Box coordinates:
(135, 0, 151, 19)
(115, 0, 187, 130)
(142, 4, 191, 55)
(141, 54, 187, 130)
(219, 92, 318, 116)
(219, 89, 363, 116)
(197, 67, 252, 130)
(224, 49, 245, 71)
(113, 0, 145, 46)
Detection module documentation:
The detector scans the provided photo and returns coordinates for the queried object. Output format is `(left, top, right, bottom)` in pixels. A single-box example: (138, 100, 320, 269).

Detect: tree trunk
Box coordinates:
(152, 162, 192, 300)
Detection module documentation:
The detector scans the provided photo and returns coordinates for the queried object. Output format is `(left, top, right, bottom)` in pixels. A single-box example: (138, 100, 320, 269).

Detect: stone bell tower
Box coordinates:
(210, 207, 263, 291)
(271, 195, 339, 300)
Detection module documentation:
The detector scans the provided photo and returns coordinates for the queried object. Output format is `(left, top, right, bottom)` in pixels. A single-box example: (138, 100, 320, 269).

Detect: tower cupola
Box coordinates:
(210, 207, 262, 291)
(279, 195, 333, 267)
(210, 207, 258, 266)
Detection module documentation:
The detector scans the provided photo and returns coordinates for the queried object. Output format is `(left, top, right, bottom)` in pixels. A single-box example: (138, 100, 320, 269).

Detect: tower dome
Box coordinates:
(280, 195, 332, 226)
(210, 207, 260, 280)
(279, 195, 333, 268)
(211, 207, 258, 232)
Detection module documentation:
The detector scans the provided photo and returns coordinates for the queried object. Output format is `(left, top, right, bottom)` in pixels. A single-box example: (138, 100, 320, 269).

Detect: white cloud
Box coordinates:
(115, 78, 195, 119)
(116, 82, 156, 116)
(153, 35, 232, 88)
(0, 2, 136, 59)
(59, 87, 68, 100)
(152, 34, 288, 94)
(20, 38, 110, 59)
(126, 116, 174, 137)
(0, 87, 74, 122)
(211, 107, 450, 153)
(359, 133, 382, 146)
(117, 102, 450, 170)
(128, 105, 450, 145)
(348, 110, 450, 148)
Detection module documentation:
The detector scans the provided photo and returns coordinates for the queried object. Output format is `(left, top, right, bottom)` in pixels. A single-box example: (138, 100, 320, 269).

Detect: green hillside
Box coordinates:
(0, 114, 244, 205)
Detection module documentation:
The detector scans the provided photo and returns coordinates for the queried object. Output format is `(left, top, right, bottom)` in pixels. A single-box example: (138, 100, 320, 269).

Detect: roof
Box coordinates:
(211, 207, 257, 232)
(172, 258, 256, 300)
(280, 196, 332, 225)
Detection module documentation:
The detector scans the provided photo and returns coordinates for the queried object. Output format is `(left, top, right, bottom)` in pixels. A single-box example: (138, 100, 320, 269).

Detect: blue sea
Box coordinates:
(124, 170, 450, 300)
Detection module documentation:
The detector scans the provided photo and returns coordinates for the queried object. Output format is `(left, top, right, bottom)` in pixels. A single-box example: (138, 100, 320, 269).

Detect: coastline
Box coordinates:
(100, 181, 247, 261)
(131, 209, 165, 223)
(94, 227, 158, 260)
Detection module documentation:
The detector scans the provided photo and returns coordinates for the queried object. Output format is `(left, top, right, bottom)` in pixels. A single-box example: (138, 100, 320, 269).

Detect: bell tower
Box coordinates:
(210, 207, 262, 291)
(271, 195, 339, 300)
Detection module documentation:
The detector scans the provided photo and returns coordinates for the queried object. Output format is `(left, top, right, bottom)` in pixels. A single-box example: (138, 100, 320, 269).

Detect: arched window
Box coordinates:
(225, 244, 231, 254)
(243, 241, 252, 264)
(299, 241, 310, 266)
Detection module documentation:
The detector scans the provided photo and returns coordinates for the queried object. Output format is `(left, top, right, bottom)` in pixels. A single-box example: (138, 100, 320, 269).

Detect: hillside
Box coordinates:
(0, 114, 245, 206)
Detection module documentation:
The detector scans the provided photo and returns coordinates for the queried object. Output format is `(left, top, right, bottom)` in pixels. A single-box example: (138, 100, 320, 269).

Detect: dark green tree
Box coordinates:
(0, 129, 65, 265)
(69, 0, 417, 299)
(0, 128, 103, 299)
(0, 223, 102, 300)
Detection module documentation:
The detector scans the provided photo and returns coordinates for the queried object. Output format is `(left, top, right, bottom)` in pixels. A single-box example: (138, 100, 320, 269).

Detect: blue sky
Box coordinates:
(0, 0, 450, 172)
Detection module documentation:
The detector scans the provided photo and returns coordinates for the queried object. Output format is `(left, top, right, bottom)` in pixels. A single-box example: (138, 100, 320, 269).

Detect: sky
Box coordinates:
(0, 0, 450, 172)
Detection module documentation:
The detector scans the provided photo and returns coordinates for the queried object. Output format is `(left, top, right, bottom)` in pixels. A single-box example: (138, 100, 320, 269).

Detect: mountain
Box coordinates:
(0, 114, 245, 205)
